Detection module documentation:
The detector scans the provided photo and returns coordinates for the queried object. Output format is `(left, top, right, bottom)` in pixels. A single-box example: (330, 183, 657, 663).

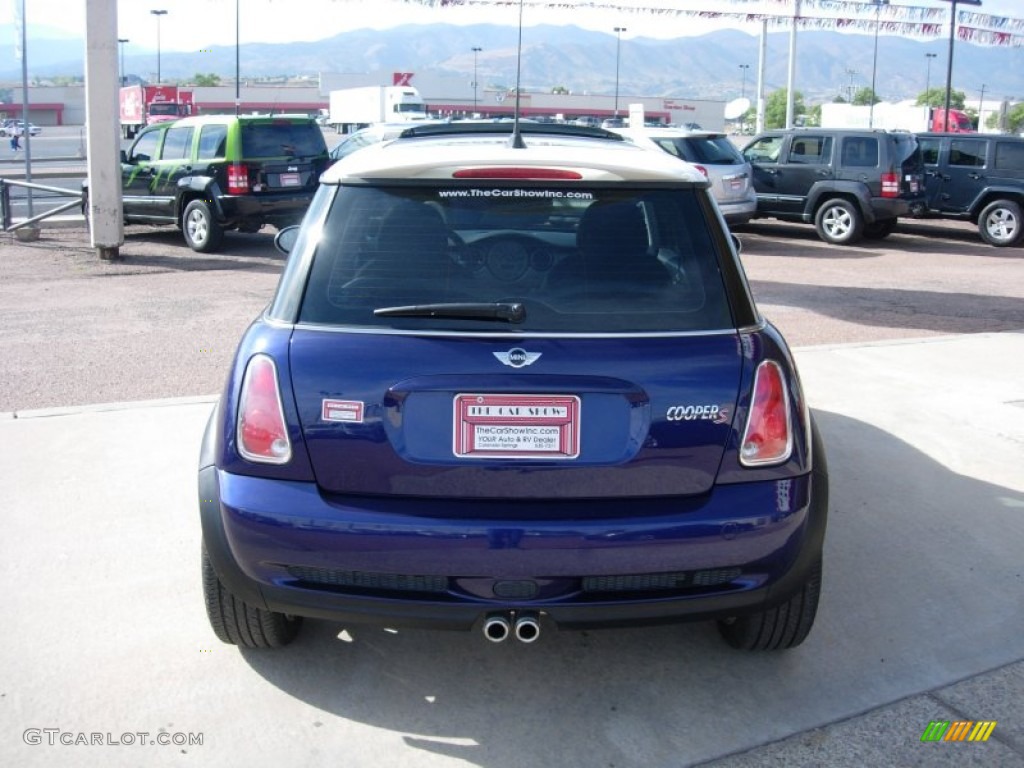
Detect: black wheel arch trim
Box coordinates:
(176, 178, 227, 222)
(968, 187, 1024, 217)
(806, 182, 873, 221)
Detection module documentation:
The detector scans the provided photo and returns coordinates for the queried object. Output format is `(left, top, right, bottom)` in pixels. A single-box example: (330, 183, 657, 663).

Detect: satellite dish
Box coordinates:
(725, 97, 752, 121)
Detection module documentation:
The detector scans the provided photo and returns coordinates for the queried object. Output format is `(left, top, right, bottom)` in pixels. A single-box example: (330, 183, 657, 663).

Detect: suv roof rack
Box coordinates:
(397, 121, 626, 142)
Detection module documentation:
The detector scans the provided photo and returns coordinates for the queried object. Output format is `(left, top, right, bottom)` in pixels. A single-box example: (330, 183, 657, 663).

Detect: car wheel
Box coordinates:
(718, 419, 828, 651)
(183, 199, 224, 253)
(202, 542, 301, 648)
(814, 199, 863, 245)
(862, 218, 897, 240)
(978, 199, 1022, 247)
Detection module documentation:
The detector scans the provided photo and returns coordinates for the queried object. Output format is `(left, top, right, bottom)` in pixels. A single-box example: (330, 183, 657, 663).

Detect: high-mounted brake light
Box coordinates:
(452, 168, 583, 180)
(739, 360, 792, 467)
(880, 171, 899, 198)
(227, 163, 250, 195)
(237, 354, 292, 464)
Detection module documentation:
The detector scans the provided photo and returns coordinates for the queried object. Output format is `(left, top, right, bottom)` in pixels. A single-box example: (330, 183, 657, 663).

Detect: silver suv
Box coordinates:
(613, 127, 757, 226)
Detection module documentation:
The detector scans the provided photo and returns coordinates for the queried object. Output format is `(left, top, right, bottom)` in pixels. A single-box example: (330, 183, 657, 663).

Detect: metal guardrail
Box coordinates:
(1, 178, 83, 232)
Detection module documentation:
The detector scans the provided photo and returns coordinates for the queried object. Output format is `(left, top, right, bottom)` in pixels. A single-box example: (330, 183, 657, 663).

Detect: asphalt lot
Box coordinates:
(0, 216, 1022, 767)
(0, 216, 1020, 412)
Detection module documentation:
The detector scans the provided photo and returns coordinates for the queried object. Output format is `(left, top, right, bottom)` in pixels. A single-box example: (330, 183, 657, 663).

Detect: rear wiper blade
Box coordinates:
(374, 302, 526, 323)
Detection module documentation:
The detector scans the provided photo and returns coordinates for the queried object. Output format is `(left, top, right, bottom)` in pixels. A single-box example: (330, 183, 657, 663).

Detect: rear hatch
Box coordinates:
(289, 334, 741, 499)
(652, 134, 753, 205)
(285, 183, 744, 500)
(240, 119, 329, 193)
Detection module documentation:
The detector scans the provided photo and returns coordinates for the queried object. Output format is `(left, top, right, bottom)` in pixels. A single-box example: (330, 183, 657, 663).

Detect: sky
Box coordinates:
(2, 0, 1022, 50)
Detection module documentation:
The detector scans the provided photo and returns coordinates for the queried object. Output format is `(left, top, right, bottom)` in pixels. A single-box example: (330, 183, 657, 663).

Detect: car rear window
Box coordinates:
(240, 121, 327, 158)
(655, 136, 744, 165)
(297, 185, 733, 334)
(893, 134, 924, 174)
(994, 141, 1024, 171)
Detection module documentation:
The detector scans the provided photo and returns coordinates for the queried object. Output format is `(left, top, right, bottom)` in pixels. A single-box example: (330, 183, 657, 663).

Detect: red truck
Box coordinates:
(119, 85, 194, 139)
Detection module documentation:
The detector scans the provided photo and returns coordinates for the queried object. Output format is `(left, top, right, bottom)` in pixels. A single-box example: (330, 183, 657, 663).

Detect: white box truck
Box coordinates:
(329, 86, 428, 132)
(820, 103, 974, 133)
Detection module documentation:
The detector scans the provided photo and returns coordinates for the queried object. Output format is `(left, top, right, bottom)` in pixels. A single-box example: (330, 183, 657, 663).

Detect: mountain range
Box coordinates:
(2, 23, 1022, 105)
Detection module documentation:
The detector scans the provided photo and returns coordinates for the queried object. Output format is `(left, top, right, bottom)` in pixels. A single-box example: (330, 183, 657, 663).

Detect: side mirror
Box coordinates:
(120, 149, 128, 164)
(274, 225, 301, 255)
(730, 233, 743, 255)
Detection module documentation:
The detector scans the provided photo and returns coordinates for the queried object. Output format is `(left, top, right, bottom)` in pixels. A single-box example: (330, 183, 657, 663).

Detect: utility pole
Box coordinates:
(938, 0, 982, 131)
(613, 26, 626, 118)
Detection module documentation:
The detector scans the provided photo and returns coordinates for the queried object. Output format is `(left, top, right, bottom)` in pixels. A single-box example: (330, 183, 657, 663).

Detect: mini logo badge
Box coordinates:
(493, 348, 541, 368)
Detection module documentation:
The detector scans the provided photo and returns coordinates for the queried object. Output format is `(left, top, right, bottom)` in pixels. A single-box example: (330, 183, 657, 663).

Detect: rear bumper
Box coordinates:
(199, 466, 826, 632)
(217, 191, 316, 226)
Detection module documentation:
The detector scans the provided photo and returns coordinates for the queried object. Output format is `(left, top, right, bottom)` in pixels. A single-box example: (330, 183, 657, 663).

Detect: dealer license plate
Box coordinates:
(453, 394, 580, 459)
(279, 172, 301, 187)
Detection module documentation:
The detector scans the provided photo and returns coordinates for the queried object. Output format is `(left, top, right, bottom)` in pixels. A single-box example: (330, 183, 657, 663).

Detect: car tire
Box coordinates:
(978, 199, 1022, 247)
(202, 542, 301, 648)
(717, 419, 828, 651)
(814, 198, 863, 245)
(183, 199, 224, 253)
(862, 218, 897, 240)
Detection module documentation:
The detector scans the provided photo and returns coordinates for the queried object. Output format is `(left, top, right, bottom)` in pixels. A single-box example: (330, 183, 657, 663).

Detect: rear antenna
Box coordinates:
(508, 0, 526, 149)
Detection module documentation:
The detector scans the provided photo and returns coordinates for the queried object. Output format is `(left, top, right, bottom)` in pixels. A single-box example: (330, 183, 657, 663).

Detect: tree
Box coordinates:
(1001, 102, 1024, 133)
(805, 104, 822, 127)
(851, 87, 879, 106)
(764, 89, 806, 130)
(193, 73, 221, 86)
(915, 88, 966, 109)
(550, 85, 569, 95)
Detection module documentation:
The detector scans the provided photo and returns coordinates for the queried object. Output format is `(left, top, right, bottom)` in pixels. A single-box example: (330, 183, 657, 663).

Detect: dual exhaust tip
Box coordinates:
(483, 612, 540, 644)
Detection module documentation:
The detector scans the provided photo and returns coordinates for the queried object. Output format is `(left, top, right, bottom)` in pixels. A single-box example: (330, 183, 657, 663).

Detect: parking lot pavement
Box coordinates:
(2, 331, 1022, 767)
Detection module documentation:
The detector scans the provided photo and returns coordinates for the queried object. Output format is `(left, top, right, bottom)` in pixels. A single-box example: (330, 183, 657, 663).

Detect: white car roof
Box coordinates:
(323, 133, 710, 185)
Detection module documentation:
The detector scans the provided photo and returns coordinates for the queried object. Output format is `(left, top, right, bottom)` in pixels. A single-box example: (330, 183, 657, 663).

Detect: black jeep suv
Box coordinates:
(87, 115, 330, 252)
(914, 132, 1024, 247)
(741, 129, 926, 245)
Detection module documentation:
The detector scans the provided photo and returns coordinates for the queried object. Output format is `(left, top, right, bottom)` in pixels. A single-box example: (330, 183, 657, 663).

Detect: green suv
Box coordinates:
(87, 115, 329, 252)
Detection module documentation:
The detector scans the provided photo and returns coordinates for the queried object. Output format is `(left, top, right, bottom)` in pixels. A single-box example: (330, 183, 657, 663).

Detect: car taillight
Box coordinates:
(227, 163, 250, 195)
(237, 354, 291, 464)
(740, 360, 792, 467)
(693, 164, 709, 178)
(880, 171, 899, 198)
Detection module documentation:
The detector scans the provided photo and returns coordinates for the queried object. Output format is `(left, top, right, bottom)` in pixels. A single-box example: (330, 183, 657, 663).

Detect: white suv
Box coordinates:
(614, 127, 757, 226)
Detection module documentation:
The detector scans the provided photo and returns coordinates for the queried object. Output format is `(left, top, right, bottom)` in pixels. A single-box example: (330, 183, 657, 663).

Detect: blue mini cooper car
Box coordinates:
(199, 123, 828, 651)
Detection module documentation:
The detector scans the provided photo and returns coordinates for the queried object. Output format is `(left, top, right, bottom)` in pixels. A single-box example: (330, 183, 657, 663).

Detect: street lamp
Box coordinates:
(739, 64, 750, 100)
(613, 26, 626, 118)
(150, 9, 167, 83)
(925, 52, 937, 97)
(118, 38, 129, 87)
(472, 46, 482, 112)
(235, 0, 240, 115)
(978, 83, 986, 129)
(939, 0, 982, 131)
(868, 0, 889, 129)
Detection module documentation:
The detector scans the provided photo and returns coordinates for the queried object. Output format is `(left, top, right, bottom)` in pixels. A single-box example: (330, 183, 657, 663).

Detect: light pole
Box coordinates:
(118, 38, 129, 87)
(925, 52, 937, 98)
(150, 9, 167, 83)
(978, 83, 986, 129)
(472, 46, 482, 113)
(939, 0, 982, 131)
(868, 0, 889, 129)
(613, 26, 626, 118)
(235, 0, 240, 115)
(739, 64, 750, 100)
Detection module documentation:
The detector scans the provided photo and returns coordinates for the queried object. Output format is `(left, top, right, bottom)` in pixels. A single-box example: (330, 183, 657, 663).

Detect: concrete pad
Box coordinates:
(1, 333, 1022, 766)
(699, 684, 1023, 767)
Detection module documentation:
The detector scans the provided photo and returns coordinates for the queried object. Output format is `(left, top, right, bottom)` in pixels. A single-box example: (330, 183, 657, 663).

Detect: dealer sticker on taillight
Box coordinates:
(322, 399, 364, 423)
(453, 394, 580, 459)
